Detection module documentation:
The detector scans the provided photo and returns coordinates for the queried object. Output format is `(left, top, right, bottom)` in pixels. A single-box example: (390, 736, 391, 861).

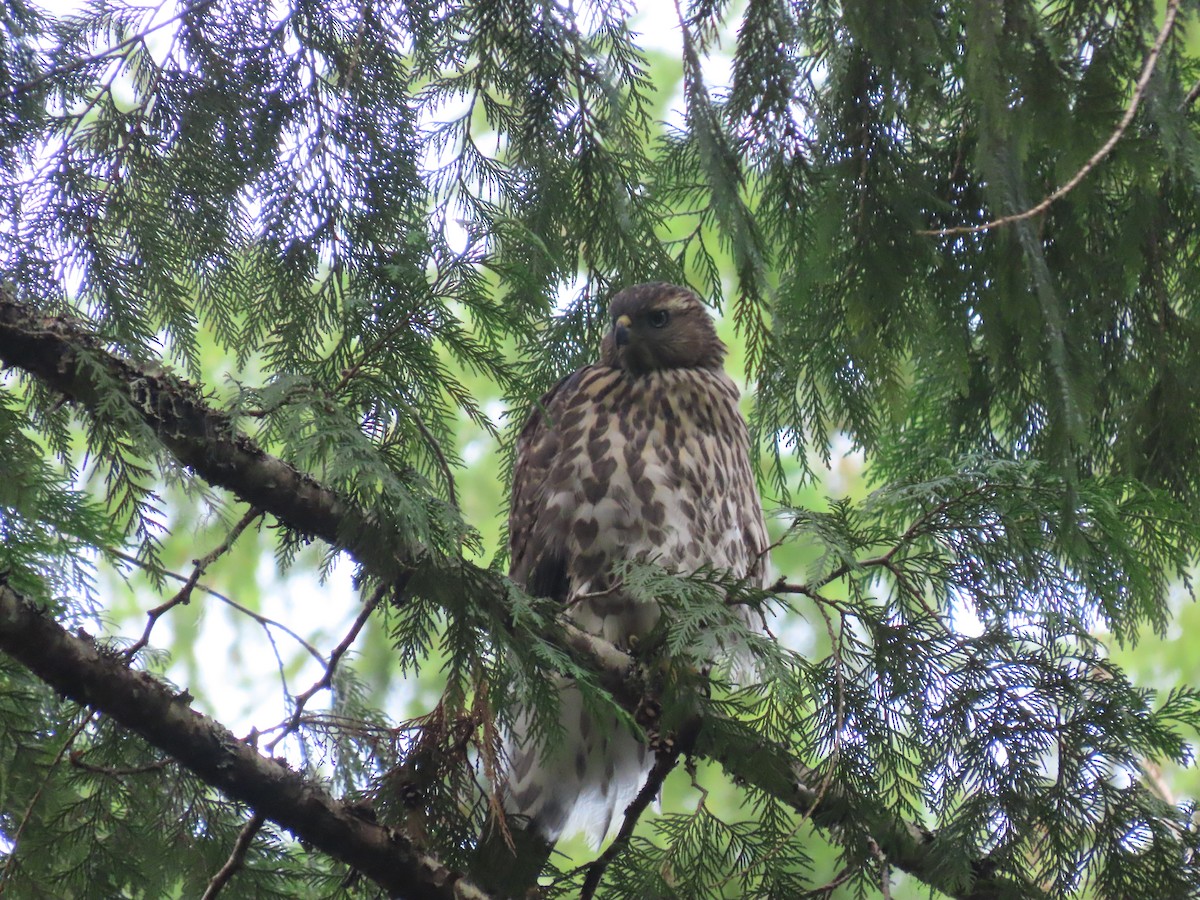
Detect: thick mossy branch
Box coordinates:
(0, 582, 491, 900)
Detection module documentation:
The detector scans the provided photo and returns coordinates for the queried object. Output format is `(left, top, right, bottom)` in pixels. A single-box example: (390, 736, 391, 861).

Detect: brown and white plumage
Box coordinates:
(503, 282, 770, 842)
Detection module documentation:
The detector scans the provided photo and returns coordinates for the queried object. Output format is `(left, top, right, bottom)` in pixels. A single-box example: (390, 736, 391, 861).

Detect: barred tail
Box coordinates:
(504, 679, 650, 846)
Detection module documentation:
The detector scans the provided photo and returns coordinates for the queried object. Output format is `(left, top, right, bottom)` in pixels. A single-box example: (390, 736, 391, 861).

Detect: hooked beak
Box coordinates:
(614, 314, 632, 347)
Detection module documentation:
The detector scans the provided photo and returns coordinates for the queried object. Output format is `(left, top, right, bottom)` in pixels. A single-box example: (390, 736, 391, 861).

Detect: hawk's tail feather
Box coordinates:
(502, 680, 652, 847)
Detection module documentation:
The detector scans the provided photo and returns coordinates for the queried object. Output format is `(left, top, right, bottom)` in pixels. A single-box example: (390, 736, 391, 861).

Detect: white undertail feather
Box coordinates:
(502, 681, 650, 845)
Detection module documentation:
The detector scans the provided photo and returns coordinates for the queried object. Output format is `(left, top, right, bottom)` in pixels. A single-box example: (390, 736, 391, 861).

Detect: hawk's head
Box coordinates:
(600, 282, 726, 375)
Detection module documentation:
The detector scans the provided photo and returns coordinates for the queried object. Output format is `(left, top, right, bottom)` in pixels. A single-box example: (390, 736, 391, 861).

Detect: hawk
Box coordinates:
(502, 282, 771, 844)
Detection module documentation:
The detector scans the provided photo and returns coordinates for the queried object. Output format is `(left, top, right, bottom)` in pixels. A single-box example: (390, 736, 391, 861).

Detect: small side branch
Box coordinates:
(922, 0, 1182, 237)
(578, 737, 688, 900)
(771, 487, 987, 605)
(200, 811, 266, 900)
(2, 0, 217, 102)
(124, 508, 262, 660)
(264, 584, 387, 754)
(110, 547, 323, 664)
(68, 751, 169, 778)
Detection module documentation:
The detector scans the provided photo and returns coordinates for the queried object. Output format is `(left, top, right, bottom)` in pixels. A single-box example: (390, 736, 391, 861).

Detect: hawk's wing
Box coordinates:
(508, 369, 581, 603)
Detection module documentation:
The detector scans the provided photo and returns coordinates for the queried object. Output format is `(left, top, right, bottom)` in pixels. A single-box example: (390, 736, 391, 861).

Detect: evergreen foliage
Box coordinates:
(1, 0, 1200, 897)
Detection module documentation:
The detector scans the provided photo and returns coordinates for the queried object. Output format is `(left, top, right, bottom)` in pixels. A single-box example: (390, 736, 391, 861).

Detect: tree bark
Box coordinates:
(0, 582, 490, 900)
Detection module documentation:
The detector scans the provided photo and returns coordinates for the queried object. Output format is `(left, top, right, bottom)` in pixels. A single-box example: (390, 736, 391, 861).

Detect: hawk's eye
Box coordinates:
(647, 309, 670, 328)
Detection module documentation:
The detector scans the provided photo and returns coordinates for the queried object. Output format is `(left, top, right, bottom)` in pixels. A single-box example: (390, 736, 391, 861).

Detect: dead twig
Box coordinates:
(263, 584, 387, 755)
(200, 811, 266, 900)
(922, 0, 1182, 237)
(123, 508, 262, 661)
(110, 546, 323, 665)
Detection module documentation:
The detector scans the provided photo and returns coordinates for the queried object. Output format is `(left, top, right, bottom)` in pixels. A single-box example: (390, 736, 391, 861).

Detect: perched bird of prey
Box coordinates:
(500, 282, 771, 845)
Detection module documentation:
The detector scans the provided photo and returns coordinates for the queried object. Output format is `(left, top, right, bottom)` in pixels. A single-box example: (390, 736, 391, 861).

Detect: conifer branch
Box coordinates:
(2, 0, 217, 102)
(0, 582, 491, 900)
(693, 721, 1046, 900)
(0, 293, 397, 579)
(1, 0, 1195, 892)
(0, 290, 1043, 898)
(922, 0, 1182, 237)
(0, 711, 97, 892)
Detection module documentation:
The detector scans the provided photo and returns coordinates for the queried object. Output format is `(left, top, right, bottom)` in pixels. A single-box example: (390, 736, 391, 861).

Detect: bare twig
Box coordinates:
(4, 0, 217, 102)
(566, 753, 714, 893)
(772, 488, 985, 601)
(922, 0, 1182, 237)
(123, 508, 263, 660)
(0, 712, 96, 891)
(263, 584, 387, 754)
(200, 811, 266, 900)
(109, 545, 324, 664)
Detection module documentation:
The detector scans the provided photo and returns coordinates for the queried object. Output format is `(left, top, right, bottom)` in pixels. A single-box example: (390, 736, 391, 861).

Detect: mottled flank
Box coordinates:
(503, 282, 771, 844)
